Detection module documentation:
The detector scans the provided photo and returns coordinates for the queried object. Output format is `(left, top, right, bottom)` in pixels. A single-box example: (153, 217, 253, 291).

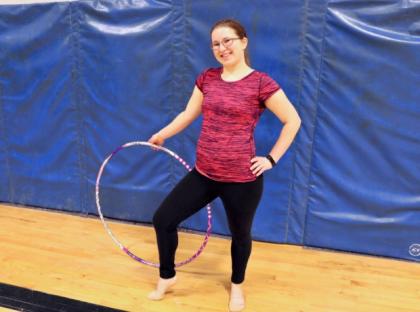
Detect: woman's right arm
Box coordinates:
(148, 86, 203, 146)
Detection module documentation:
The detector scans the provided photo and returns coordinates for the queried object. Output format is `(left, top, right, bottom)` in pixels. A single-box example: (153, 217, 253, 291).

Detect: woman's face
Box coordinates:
(211, 26, 247, 67)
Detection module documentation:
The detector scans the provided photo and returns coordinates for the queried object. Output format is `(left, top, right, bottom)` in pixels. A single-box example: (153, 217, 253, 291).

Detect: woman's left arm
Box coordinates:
(250, 90, 301, 176)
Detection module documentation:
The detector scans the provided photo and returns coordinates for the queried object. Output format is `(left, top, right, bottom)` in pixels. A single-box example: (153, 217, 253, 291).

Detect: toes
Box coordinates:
(229, 291, 245, 311)
(147, 290, 164, 301)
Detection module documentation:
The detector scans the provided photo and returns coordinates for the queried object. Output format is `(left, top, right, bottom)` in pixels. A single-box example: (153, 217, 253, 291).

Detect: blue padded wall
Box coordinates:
(0, 0, 419, 262)
(302, 1, 420, 260)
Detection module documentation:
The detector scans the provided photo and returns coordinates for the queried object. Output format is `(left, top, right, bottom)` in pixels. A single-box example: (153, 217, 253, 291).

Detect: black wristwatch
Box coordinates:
(266, 154, 276, 167)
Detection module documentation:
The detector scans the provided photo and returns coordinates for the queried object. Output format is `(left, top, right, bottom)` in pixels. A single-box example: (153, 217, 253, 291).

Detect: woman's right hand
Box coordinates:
(148, 133, 165, 147)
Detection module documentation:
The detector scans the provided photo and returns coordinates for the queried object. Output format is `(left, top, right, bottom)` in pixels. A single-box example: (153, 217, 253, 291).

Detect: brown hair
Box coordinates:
(210, 19, 250, 66)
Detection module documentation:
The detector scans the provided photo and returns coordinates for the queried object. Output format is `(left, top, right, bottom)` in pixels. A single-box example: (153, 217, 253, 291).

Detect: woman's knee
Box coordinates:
(152, 210, 173, 231)
(231, 232, 252, 246)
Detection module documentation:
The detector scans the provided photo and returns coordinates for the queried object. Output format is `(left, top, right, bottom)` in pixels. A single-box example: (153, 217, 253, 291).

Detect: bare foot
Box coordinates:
(147, 276, 177, 301)
(229, 282, 245, 311)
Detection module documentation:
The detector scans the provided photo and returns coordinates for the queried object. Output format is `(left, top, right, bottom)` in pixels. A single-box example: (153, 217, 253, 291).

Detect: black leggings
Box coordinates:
(152, 168, 264, 284)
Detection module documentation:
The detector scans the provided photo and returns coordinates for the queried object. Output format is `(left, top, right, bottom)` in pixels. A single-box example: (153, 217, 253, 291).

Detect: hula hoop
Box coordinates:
(95, 141, 212, 267)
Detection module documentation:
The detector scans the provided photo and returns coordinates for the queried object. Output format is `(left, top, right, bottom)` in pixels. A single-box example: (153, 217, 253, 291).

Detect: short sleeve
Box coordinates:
(259, 73, 281, 102)
(195, 68, 209, 92)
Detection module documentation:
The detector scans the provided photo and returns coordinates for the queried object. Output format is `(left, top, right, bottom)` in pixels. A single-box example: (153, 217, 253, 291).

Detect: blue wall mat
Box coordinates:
(77, 1, 176, 219)
(0, 0, 419, 262)
(0, 91, 9, 202)
(303, 0, 420, 261)
(0, 3, 82, 211)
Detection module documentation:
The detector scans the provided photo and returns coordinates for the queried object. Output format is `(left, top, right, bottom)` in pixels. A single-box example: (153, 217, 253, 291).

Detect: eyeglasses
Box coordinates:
(211, 37, 241, 50)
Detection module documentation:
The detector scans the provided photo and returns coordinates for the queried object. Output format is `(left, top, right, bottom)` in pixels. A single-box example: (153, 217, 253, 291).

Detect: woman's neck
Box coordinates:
(222, 61, 252, 79)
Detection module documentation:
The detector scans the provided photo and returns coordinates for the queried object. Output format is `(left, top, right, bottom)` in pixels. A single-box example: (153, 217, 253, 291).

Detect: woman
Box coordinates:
(147, 19, 301, 312)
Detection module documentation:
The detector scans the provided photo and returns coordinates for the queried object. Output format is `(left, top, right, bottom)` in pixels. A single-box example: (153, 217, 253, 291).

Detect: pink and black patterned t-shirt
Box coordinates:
(195, 67, 281, 182)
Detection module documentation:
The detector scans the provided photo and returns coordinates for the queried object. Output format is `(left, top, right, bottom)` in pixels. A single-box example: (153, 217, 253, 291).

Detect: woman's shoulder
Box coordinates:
(198, 67, 221, 77)
(251, 70, 281, 87)
(195, 67, 221, 90)
(252, 69, 274, 79)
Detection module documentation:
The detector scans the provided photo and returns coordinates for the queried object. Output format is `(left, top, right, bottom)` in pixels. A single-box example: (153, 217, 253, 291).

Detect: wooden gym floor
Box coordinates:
(0, 203, 419, 311)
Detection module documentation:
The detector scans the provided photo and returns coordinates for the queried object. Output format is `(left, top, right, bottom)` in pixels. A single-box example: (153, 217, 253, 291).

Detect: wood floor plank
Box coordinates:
(0, 203, 419, 311)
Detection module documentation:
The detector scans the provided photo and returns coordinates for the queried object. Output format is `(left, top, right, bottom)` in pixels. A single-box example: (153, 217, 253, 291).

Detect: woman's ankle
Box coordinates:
(231, 281, 244, 289)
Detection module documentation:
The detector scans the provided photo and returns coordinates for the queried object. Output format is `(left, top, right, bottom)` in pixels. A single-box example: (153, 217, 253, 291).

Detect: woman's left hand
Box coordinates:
(250, 156, 273, 177)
